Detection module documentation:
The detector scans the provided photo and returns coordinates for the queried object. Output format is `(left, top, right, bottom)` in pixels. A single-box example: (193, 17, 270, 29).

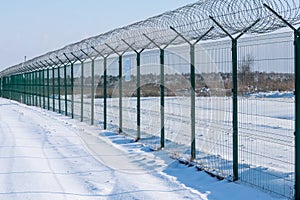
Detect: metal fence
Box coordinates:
(0, 1, 300, 199)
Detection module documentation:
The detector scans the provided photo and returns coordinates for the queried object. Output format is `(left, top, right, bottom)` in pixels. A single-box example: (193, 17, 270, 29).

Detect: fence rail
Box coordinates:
(0, 1, 300, 199)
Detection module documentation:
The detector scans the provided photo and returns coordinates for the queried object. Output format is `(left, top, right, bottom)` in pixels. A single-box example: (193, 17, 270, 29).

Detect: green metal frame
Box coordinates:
(263, 3, 300, 199)
(0, 77, 2, 98)
(64, 64, 67, 116)
(105, 43, 131, 133)
(80, 49, 99, 125)
(103, 57, 107, 129)
(42, 69, 45, 109)
(210, 16, 260, 181)
(35, 70, 38, 106)
(56, 56, 67, 116)
(58, 65, 61, 113)
(39, 70, 42, 108)
(91, 47, 108, 129)
(52, 67, 55, 112)
(70, 53, 85, 122)
(81, 61, 84, 122)
(143, 34, 179, 149)
(169, 26, 214, 159)
(121, 39, 148, 141)
(63, 53, 74, 119)
(295, 29, 300, 200)
(118, 56, 122, 133)
(47, 67, 50, 110)
(91, 59, 95, 125)
(71, 63, 74, 119)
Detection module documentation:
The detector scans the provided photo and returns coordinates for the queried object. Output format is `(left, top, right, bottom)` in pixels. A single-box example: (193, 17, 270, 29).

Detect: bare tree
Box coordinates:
(239, 54, 254, 86)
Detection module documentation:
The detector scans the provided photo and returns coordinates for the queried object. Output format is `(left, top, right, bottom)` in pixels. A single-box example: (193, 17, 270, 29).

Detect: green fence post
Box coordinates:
(35, 71, 38, 106)
(105, 44, 131, 133)
(39, 70, 42, 107)
(58, 65, 61, 113)
(121, 40, 148, 140)
(160, 49, 165, 148)
(20, 74, 23, 102)
(70, 53, 84, 120)
(29, 73, 31, 105)
(23, 74, 25, 104)
(212, 17, 255, 181)
(11, 75, 14, 100)
(232, 38, 238, 180)
(81, 61, 84, 122)
(36, 69, 42, 107)
(143, 34, 179, 149)
(118, 56, 122, 133)
(190, 45, 196, 159)
(11, 75, 13, 100)
(63, 53, 74, 118)
(23, 73, 26, 104)
(52, 67, 55, 112)
(80, 49, 96, 125)
(35, 71, 37, 106)
(15, 75, 18, 101)
(27, 73, 30, 105)
(22, 74, 25, 104)
(0, 77, 2, 98)
(104, 57, 107, 129)
(19, 75, 21, 102)
(137, 53, 141, 140)
(28, 73, 31, 105)
(42, 69, 45, 109)
(91, 48, 109, 129)
(210, 16, 260, 181)
(47, 68, 50, 110)
(17, 75, 19, 101)
(295, 29, 300, 200)
(33, 72, 36, 105)
(41, 70, 44, 108)
(91, 59, 95, 125)
(32, 71, 34, 106)
(169, 26, 214, 159)
(71, 63, 74, 118)
(64, 64, 67, 116)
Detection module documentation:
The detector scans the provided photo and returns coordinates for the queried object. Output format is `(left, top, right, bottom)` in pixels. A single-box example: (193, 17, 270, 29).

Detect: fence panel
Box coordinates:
(73, 62, 82, 120)
(238, 32, 295, 198)
(106, 57, 119, 131)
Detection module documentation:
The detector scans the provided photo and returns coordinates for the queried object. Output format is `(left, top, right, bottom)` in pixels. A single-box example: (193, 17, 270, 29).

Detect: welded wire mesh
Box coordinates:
(73, 63, 82, 120)
(94, 59, 105, 128)
(194, 40, 233, 177)
(66, 64, 72, 116)
(163, 46, 192, 156)
(59, 66, 66, 114)
(106, 57, 120, 131)
(138, 50, 161, 148)
(49, 69, 54, 111)
(1, 0, 300, 199)
(238, 31, 295, 198)
(120, 54, 138, 135)
(82, 61, 92, 123)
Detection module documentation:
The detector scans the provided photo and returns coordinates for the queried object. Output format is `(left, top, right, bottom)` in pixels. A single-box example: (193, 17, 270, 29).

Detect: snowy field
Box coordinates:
(68, 91, 295, 198)
(0, 97, 283, 200)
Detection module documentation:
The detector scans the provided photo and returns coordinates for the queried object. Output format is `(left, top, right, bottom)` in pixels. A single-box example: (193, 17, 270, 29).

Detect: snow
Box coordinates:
(246, 91, 294, 99)
(0, 97, 284, 199)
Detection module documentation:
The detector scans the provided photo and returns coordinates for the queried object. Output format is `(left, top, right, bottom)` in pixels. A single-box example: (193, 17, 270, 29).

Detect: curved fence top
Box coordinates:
(1, 0, 300, 77)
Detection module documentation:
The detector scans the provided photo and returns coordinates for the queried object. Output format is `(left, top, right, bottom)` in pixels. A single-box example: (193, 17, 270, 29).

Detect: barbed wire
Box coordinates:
(1, 0, 300, 77)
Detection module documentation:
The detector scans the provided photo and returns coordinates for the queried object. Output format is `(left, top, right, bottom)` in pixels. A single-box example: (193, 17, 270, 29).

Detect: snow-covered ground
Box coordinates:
(0, 97, 283, 200)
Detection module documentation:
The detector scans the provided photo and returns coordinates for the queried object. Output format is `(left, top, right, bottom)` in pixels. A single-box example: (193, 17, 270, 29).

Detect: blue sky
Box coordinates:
(0, 0, 197, 70)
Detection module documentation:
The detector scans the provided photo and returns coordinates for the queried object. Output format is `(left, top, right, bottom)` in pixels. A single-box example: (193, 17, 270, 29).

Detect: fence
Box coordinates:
(0, 1, 300, 199)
